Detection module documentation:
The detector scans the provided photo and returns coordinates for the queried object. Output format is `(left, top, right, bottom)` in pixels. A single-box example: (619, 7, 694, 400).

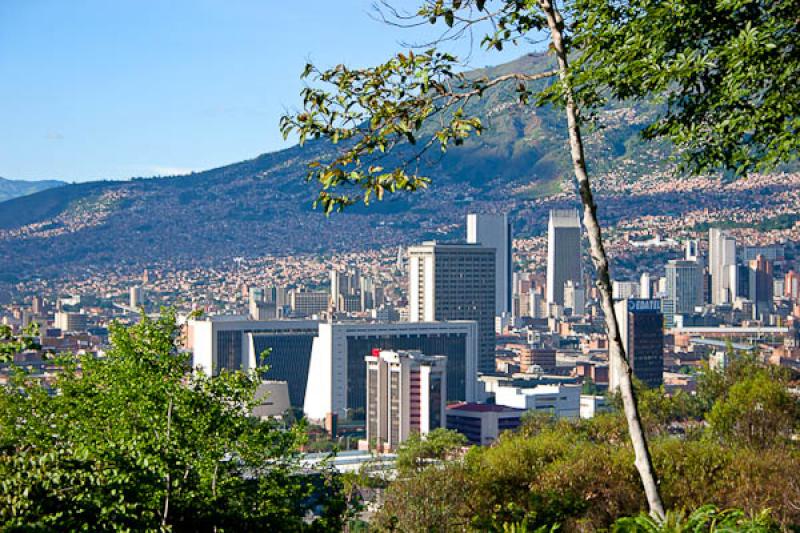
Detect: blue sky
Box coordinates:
(0, 1, 526, 182)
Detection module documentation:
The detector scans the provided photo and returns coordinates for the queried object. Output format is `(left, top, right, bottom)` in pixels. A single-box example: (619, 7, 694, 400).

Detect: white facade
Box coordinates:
(546, 209, 582, 306)
(494, 382, 580, 418)
(709, 228, 737, 304)
(467, 213, 512, 315)
(304, 321, 479, 421)
(187, 316, 319, 375)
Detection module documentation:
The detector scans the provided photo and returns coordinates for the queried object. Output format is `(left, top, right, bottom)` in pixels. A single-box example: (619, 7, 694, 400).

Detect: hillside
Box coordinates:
(0, 53, 794, 281)
(0, 177, 65, 203)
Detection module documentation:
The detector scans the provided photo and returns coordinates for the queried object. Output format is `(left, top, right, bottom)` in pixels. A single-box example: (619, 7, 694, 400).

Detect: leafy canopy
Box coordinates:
(0, 311, 346, 531)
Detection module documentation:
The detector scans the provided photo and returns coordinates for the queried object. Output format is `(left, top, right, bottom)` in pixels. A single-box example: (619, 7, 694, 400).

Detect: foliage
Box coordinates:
(611, 504, 779, 532)
(0, 311, 347, 531)
(395, 427, 467, 474)
(570, 0, 799, 175)
(706, 372, 799, 449)
(0, 322, 40, 363)
(374, 413, 800, 531)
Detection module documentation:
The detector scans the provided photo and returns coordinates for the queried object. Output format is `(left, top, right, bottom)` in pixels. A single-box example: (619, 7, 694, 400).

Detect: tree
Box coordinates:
(395, 427, 467, 474)
(707, 373, 799, 449)
(568, 0, 799, 175)
(280, 0, 665, 517)
(0, 322, 39, 363)
(0, 311, 347, 531)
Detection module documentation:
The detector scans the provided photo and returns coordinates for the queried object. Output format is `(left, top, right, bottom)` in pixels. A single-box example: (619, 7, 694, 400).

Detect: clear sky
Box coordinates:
(0, 1, 526, 182)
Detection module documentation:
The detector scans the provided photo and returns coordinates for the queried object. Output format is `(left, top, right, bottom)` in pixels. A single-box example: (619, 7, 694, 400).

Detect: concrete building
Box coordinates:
(612, 299, 664, 390)
(446, 402, 525, 445)
(252, 381, 292, 419)
(546, 209, 582, 307)
(467, 213, 512, 315)
(290, 290, 328, 318)
(563, 280, 585, 316)
(303, 320, 479, 422)
(494, 381, 581, 418)
(709, 228, 737, 304)
(187, 317, 319, 407)
(54, 311, 88, 333)
(408, 241, 496, 373)
(365, 350, 446, 451)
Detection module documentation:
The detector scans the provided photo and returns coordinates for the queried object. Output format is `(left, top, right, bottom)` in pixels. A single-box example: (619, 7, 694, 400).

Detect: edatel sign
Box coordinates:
(626, 299, 662, 313)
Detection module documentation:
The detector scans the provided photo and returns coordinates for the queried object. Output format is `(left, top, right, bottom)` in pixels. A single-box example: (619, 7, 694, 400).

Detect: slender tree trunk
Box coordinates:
(537, 0, 666, 520)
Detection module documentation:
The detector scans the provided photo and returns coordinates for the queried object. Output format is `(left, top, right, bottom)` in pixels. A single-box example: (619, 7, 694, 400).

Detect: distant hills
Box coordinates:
(0, 53, 788, 281)
(0, 177, 64, 203)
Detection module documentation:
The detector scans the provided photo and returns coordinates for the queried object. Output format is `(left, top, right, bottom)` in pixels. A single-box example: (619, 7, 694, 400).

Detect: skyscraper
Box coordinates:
(408, 242, 496, 373)
(709, 228, 737, 304)
(467, 213, 512, 315)
(749, 254, 773, 320)
(546, 209, 582, 307)
(663, 260, 703, 327)
(611, 299, 664, 390)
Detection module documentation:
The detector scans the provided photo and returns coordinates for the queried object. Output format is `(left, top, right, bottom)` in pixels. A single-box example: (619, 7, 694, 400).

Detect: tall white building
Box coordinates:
(467, 213, 512, 315)
(129, 286, 144, 308)
(304, 321, 479, 422)
(546, 209, 582, 307)
(709, 228, 737, 304)
(408, 242, 496, 373)
(365, 350, 446, 451)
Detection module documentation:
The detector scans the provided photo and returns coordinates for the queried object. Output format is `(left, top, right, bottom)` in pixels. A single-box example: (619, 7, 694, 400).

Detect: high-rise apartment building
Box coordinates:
(546, 210, 582, 307)
(785, 270, 800, 301)
(365, 349, 446, 451)
(408, 242, 496, 373)
(709, 228, 737, 304)
(467, 213, 512, 315)
(663, 260, 703, 327)
(611, 299, 664, 390)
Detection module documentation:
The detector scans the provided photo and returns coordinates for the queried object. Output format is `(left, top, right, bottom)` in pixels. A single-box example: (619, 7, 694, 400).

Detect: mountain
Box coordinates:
(0, 54, 793, 282)
(0, 177, 65, 203)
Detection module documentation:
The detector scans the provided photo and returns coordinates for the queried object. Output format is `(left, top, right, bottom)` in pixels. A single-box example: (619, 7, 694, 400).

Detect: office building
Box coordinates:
(365, 350, 446, 451)
(613, 280, 640, 300)
(54, 312, 88, 333)
(304, 320, 479, 422)
(663, 260, 703, 328)
(612, 299, 664, 390)
(546, 209, 582, 306)
(749, 254, 773, 320)
(290, 290, 328, 317)
(640, 272, 652, 299)
(446, 402, 525, 445)
(467, 213, 512, 315)
(709, 228, 737, 304)
(408, 241, 496, 373)
(188, 317, 319, 407)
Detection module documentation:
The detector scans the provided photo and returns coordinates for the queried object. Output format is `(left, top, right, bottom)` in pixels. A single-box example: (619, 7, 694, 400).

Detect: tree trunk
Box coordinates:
(537, 0, 666, 520)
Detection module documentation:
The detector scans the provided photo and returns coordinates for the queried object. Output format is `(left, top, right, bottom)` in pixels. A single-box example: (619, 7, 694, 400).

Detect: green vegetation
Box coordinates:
(0, 312, 347, 531)
(374, 358, 799, 531)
